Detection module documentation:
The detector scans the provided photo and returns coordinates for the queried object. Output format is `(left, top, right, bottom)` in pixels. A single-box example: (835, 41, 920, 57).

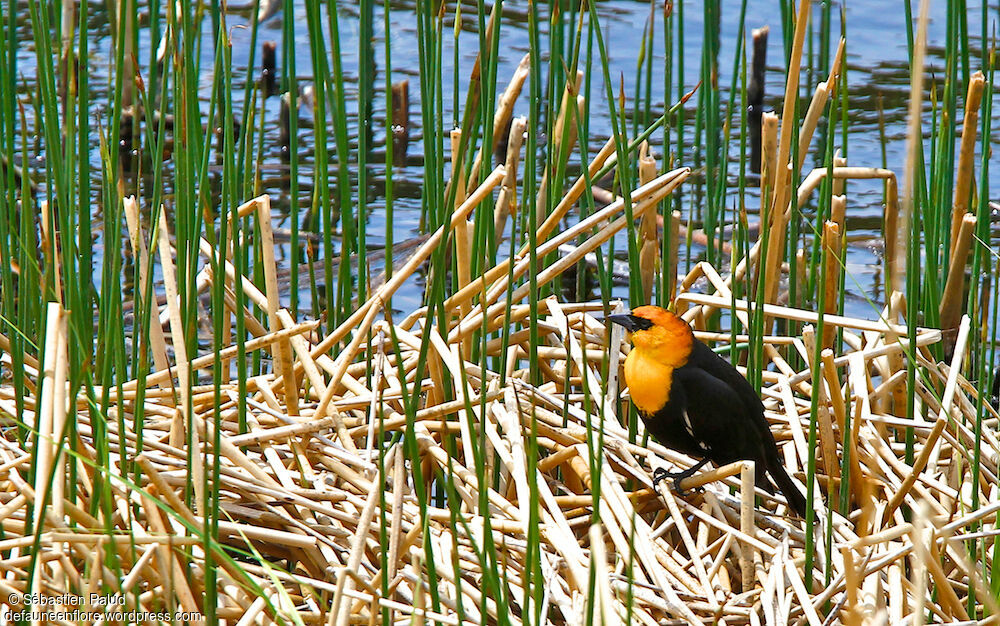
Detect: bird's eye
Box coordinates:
(631, 316, 654, 331)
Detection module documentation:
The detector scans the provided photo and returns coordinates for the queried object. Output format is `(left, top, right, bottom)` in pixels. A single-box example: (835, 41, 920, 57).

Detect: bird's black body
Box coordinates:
(611, 307, 808, 517)
(641, 340, 807, 517)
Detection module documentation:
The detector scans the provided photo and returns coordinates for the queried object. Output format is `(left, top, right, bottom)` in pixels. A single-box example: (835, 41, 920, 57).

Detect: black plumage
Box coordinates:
(611, 306, 808, 517)
(652, 341, 807, 517)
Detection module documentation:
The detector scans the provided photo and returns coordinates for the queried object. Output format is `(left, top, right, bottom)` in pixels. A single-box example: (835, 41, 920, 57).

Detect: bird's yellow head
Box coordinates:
(608, 306, 694, 413)
(609, 305, 694, 368)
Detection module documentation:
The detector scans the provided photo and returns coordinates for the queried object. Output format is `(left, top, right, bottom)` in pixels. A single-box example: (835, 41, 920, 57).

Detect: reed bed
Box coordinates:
(2, 174, 997, 623)
(1, 0, 997, 623)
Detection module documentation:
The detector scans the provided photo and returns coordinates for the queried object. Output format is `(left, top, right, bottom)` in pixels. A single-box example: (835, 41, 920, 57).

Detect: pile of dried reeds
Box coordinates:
(2, 171, 998, 624)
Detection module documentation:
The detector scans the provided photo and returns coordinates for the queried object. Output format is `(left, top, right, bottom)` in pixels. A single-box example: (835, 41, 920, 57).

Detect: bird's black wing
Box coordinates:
(684, 341, 778, 456)
(669, 363, 771, 471)
(678, 341, 807, 515)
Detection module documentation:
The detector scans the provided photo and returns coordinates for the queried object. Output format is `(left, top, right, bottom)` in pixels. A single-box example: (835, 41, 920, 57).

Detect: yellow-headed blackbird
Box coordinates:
(609, 305, 808, 517)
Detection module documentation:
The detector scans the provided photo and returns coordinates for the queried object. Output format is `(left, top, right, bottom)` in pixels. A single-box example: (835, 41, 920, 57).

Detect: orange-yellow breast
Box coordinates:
(621, 306, 694, 414)
(624, 349, 673, 414)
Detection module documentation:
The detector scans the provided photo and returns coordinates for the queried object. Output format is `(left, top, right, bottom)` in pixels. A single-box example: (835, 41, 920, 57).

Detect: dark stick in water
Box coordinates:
(262, 41, 277, 99)
(748, 26, 768, 174)
(390, 80, 411, 166)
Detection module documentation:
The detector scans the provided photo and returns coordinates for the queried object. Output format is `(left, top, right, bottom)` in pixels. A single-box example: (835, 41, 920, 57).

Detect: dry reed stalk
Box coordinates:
(796, 37, 846, 175)
(535, 70, 583, 229)
(38, 202, 64, 304)
(565, 96, 584, 167)
(29, 304, 63, 599)
(830, 194, 846, 240)
(795, 166, 897, 213)
(217, 198, 241, 380)
(48, 305, 68, 593)
(156, 216, 197, 462)
(762, 0, 811, 307)
(841, 545, 862, 626)
(331, 483, 382, 626)
(738, 462, 757, 592)
(927, 315, 972, 478)
(820, 349, 846, 435)
(231, 195, 301, 415)
(806, 327, 841, 493)
(135, 471, 204, 614)
(798, 81, 829, 172)
(895, 0, 931, 295)
(880, 417, 947, 524)
(883, 291, 909, 420)
(494, 116, 526, 244)
(832, 152, 848, 196)
(884, 174, 900, 289)
(761, 111, 779, 206)
(667, 209, 680, 300)
(637, 143, 659, 304)
(450, 128, 469, 214)
(658, 483, 720, 608)
(450, 129, 473, 358)
(676, 291, 932, 339)
(950, 70, 985, 254)
(822, 348, 862, 507)
(123, 196, 171, 379)
(468, 53, 530, 185)
(822, 220, 843, 350)
(939, 212, 977, 336)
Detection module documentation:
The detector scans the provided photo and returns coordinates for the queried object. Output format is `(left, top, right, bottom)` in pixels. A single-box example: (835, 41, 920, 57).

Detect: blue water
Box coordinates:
(7, 0, 999, 323)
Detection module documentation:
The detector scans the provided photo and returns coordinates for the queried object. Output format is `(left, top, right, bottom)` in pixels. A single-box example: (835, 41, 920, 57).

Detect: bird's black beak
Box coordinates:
(607, 314, 652, 332)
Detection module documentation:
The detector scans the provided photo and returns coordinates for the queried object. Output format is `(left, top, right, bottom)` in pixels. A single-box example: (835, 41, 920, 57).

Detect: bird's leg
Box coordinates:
(653, 458, 711, 497)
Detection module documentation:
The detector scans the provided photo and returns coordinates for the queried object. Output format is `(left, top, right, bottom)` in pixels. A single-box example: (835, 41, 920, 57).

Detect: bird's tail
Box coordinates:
(766, 457, 808, 518)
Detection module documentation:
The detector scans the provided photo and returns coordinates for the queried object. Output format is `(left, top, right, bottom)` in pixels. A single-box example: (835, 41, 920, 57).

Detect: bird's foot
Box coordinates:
(653, 459, 711, 497)
(652, 466, 702, 498)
